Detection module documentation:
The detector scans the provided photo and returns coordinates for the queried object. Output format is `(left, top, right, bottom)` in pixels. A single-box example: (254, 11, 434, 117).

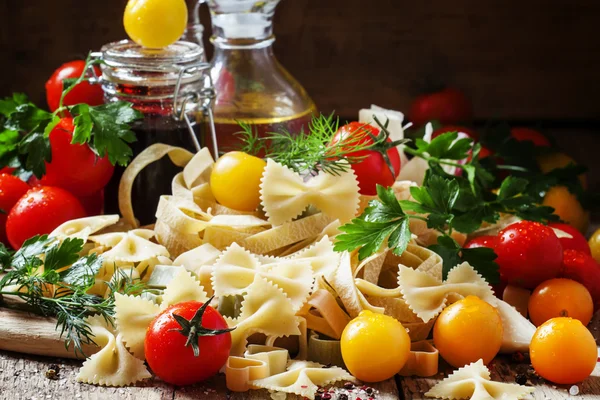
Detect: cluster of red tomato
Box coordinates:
(0, 61, 112, 249)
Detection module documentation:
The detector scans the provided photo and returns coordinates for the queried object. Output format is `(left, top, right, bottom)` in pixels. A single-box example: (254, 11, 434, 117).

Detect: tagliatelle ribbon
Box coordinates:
(307, 330, 345, 369)
(225, 345, 289, 392)
(398, 340, 439, 377)
(259, 159, 360, 226)
(296, 289, 351, 340)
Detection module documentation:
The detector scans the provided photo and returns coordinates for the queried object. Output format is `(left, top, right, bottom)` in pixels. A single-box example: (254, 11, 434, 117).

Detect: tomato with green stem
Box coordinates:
(330, 122, 402, 196)
(46, 60, 104, 112)
(145, 297, 234, 386)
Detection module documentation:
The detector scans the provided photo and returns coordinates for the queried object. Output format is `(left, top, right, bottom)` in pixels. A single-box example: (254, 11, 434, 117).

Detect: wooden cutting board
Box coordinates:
(0, 307, 98, 359)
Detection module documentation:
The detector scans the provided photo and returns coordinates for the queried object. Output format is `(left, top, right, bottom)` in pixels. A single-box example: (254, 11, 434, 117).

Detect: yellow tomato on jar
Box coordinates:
(543, 186, 589, 233)
(341, 310, 410, 382)
(530, 317, 597, 384)
(124, 0, 188, 49)
(433, 296, 503, 368)
(210, 151, 266, 212)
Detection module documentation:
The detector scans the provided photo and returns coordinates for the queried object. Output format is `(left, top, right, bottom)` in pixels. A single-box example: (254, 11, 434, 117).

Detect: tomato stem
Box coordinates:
(170, 296, 235, 357)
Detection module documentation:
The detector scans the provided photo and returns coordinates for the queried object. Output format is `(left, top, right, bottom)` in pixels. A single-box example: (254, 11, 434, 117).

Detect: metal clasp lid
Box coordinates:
(88, 48, 219, 158)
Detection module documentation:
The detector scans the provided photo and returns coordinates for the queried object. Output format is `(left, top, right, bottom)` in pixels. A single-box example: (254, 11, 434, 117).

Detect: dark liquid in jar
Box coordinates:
(104, 116, 198, 226)
(202, 113, 314, 156)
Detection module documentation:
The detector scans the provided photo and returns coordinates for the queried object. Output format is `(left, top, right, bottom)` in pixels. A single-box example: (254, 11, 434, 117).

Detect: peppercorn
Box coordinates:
(338, 394, 349, 400)
(515, 373, 527, 385)
(344, 382, 355, 390)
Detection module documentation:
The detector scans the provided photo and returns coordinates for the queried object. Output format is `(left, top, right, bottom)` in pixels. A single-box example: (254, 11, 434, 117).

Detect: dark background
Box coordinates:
(1, 0, 599, 187)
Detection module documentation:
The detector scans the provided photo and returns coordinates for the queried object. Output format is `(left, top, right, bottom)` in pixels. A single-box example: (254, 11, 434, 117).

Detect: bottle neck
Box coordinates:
(210, 8, 276, 49)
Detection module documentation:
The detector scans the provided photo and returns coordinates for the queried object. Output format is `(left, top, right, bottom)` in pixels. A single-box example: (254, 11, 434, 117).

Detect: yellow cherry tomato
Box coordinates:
(210, 151, 266, 211)
(124, 0, 188, 49)
(341, 310, 410, 382)
(528, 278, 593, 327)
(433, 296, 503, 368)
(543, 186, 589, 233)
(537, 152, 587, 188)
(530, 317, 597, 384)
(589, 228, 600, 263)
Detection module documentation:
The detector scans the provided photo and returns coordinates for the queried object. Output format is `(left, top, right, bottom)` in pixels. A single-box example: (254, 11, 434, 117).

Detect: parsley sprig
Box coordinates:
(334, 131, 562, 283)
(0, 54, 142, 179)
(0, 235, 144, 356)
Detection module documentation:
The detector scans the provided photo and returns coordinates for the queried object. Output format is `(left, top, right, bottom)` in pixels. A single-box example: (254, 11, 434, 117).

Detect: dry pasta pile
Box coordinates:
(44, 129, 537, 399)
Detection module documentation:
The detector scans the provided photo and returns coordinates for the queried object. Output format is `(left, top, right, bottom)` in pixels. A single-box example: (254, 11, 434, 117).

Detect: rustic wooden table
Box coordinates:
(1, 313, 598, 400)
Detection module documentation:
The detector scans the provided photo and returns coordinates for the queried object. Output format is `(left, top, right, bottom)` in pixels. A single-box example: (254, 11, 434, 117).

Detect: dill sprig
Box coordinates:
(0, 235, 146, 356)
(236, 113, 407, 176)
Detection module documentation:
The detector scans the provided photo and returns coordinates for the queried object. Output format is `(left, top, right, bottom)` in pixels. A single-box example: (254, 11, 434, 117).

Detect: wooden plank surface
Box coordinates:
(2, 1, 600, 121)
(0, 351, 399, 400)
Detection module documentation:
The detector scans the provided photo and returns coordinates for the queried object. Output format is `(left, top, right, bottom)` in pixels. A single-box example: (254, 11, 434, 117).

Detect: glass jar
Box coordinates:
(98, 40, 215, 225)
(203, 0, 317, 153)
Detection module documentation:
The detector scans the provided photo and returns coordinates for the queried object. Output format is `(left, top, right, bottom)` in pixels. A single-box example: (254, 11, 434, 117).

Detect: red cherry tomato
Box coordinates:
(145, 300, 232, 386)
(6, 186, 86, 249)
(495, 221, 563, 289)
(330, 122, 401, 196)
(432, 125, 479, 142)
(464, 235, 497, 250)
(39, 118, 114, 196)
(510, 127, 550, 147)
(0, 174, 31, 245)
(560, 249, 600, 310)
(408, 88, 472, 126)
(548, 223, 591, 255)
(45, 60, 104, 112)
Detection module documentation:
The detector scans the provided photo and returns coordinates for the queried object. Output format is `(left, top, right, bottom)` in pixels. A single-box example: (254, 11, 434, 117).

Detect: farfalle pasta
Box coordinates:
(260, 159, 360, 226)
(251, 360, 354, 400)
(89, 229, 170, 263)
(425, 359, 535, 400)
(114, 293, 160, 359)
(76, 315, 151, 386)
(226, 276, 301, 356)
(50, 214, 120, 241)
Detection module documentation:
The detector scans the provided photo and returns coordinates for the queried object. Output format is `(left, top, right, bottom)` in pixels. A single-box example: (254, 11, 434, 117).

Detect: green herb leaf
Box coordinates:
(18, 129, 52, 177)
(60, 254, 103, 288)
(45, 238, 85, 271)
(12, 235, 54, 270)
(0, 93, 29, 118)
(429, 235, 462, 280)
(497, 176, 528, 201)
(71, 101, 142, 166)
(5, 104, 52, 133)
(0, 242, 13, 272)
(461, 246, 500, 284)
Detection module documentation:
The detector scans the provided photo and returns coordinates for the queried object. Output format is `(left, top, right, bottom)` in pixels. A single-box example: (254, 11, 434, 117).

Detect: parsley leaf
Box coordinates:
(429, 236, 462, 280)
(12, 235, 54, 270)
(45, 238, 85, 271)
(71, 101, 141, 166)
(60, 254, 103, 287)
(335, 185, 411, 260)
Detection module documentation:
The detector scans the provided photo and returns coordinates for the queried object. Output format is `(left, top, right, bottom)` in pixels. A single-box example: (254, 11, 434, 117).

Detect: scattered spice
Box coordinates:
(515, 373, 527, 385)
(344, 382, 355, 390)
(45, 364, 60, 380)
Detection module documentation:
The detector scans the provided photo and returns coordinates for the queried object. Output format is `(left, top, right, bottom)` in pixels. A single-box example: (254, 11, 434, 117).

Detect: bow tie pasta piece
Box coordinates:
(398, 262, 494, 323)
(77, 315, 151, 386)
(425, 359, 535, 400)
(251, 360, 354, 400)
(114, 293, 160, 360)
(260, 260, 313, 311)
(492, 298, 536, 354)
(226, 276, 301, 356)
(50, 215, 120, 242)
(89, 229, 169, 263)
(286, 236, 341, 279)
(160, 269, 209, 310)
(260, 159, 360, 226)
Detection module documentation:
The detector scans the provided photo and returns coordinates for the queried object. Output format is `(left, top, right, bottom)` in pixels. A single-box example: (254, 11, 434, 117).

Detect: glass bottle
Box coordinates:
(97, 40, 214, 225)
(183, 0, 206, 55)
(203, 0, 317, 153)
